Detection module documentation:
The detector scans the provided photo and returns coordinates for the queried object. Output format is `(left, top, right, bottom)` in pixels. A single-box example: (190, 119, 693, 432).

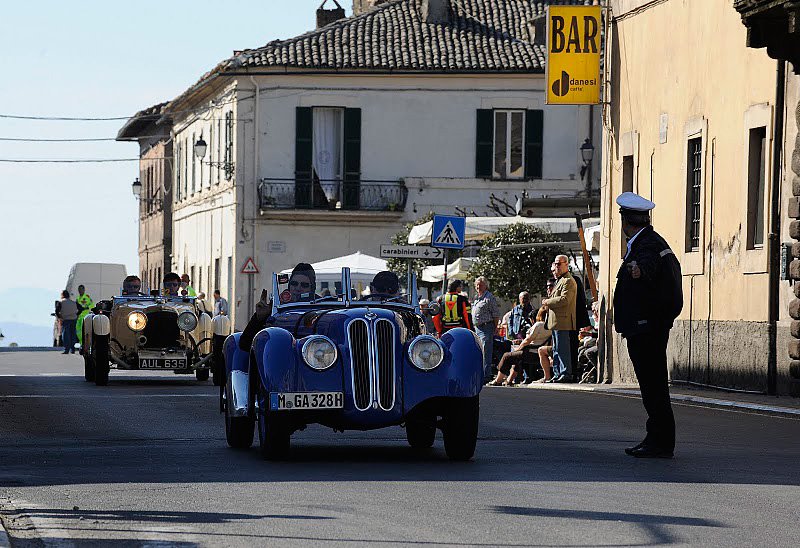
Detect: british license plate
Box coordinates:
(270, 392, 344, 411)
(139, 357, 187, 369)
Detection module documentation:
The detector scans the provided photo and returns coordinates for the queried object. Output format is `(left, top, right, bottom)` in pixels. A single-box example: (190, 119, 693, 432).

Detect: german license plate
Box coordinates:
(270, 392, 343, 411)
(139, 357, 187, 369)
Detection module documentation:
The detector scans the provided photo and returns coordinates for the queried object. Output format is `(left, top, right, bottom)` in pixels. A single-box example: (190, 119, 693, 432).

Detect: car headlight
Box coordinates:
(408, 336, 445, 371)
(127, 311, 147, 331)
(177, 311, 198, 332)
(302, 336, 338, 371)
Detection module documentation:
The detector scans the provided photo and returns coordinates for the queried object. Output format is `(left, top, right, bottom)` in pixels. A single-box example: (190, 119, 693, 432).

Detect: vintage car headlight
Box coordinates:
(177, 311, 198, 332)
(408, 336, 445, 371)
(302, 336, 338, 371)
(127, 311, 147, 331)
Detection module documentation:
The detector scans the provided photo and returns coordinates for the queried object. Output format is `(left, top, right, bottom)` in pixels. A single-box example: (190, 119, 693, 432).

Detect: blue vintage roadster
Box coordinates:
(220, 268, 483, 460)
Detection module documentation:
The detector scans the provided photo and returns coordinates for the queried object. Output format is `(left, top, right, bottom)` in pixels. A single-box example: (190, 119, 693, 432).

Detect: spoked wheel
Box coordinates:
(255, 377, 290, 460)
(406, 421, 436, 449)
(442, 396, 479, 461)
(93, 335, 110, 387)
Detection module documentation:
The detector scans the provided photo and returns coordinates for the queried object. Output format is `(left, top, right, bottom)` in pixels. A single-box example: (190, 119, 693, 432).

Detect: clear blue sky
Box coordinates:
(0, 1, 348, 325)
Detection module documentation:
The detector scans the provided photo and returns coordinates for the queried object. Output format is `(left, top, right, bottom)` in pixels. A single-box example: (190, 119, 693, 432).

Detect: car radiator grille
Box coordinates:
(143, 311, 179, 348)
(348, 319, 396, 411)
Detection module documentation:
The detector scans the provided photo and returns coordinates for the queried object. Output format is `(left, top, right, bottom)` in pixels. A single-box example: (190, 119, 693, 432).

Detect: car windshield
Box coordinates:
(273, 268, 415, 308)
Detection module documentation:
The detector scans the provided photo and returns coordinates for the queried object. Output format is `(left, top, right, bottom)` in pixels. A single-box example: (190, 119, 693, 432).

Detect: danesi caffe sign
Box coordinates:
(546, 5, 602, 105)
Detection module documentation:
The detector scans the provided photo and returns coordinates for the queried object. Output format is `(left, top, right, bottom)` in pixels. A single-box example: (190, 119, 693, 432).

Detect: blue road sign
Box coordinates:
(431, 215, 466, 249)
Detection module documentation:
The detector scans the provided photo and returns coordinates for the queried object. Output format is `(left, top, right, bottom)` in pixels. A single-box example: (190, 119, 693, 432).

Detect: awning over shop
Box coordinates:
(407, 216, 598, 245)
(420, 257, 476, 283)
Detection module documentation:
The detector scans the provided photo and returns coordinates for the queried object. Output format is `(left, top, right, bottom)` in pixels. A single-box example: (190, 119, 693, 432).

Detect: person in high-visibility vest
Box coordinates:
(181, 274, 197, 297)
(75, 284, 94, 345)
(432, 279, 473, 336)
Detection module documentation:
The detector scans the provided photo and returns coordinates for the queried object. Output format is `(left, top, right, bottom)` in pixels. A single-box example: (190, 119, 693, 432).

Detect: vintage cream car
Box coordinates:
(81, 294, 230, 386)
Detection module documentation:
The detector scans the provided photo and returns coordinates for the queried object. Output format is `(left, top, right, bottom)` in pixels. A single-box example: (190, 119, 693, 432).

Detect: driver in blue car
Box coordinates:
(239, 263, 317, 352)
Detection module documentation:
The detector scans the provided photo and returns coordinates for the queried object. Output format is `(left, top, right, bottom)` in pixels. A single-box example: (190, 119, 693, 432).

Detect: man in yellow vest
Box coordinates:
(180, 274, 197, 297)
(75, 284, 93, 345)
(433, 279, 473, 336)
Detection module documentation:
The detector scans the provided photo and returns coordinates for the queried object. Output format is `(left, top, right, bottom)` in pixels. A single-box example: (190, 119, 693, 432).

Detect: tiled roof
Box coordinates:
(227, 0, 592, 73)
(116, 102, 170, 140)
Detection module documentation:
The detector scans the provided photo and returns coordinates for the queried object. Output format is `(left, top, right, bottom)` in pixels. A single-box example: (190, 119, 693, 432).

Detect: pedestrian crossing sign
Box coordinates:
(432, 215, 466, 249)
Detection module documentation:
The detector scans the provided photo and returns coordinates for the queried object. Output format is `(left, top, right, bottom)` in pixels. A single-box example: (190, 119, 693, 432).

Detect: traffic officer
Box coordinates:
(180, 274, 197, 297)
(614, 192, 683, 459)
(75, 284, 93, 346)
(432, 279, 473, 335)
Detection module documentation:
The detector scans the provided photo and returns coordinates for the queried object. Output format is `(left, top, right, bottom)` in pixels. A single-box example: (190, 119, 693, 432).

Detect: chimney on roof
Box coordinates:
(420, 0, 450, 25)
(317, 0, 346, 29)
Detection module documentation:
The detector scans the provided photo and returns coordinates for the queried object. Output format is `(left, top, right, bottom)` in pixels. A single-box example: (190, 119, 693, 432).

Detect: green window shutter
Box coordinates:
(295, 107, 313, 207)
(525, 109, 544, 179)
(343, 108, 362, 209)
(475, 109, 493, 178)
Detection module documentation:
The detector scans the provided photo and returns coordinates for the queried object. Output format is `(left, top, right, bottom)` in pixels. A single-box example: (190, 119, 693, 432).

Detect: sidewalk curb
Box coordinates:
(506, 383, 800, 418)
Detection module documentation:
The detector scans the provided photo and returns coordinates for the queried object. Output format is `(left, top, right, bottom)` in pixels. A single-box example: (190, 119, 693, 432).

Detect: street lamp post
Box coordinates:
(131, 177, 142, 198)
(194, 136, 233, 177)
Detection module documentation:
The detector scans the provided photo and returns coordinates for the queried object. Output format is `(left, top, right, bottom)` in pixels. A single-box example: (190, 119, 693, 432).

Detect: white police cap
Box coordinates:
(616, 192, 655, 212)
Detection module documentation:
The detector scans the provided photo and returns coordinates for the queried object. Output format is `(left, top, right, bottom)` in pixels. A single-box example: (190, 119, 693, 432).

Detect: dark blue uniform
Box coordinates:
(614, 225, 683, 453)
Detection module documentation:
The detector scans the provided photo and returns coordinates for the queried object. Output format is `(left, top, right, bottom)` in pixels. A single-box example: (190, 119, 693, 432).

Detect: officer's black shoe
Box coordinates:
(628, 444, 674, 459)
(624, 441, 646, 455)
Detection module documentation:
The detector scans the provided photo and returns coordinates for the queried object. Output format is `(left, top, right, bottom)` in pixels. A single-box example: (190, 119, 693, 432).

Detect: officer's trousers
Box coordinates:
(625, 328, 675, 451)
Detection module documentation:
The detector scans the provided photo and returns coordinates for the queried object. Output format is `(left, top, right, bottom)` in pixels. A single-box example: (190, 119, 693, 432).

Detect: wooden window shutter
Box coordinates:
(343, 108, 362, 209)
(475, 109, 493, 178)
(525, 109, 544, 179)
(295, 107, 313, 207)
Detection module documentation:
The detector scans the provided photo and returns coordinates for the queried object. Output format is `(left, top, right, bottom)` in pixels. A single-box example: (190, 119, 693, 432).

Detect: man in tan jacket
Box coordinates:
(541, 255, 577, 382)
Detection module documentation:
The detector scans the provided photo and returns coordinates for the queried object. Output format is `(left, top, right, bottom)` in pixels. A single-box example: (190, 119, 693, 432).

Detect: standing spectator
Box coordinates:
(213, 290, 229, 316)
(419, 299, 437, 335)
(181, 274, 197, 297)
(75, 284, 93, 346)
(197, 292, 210, 315)
(541, 255, 577, 383)
(432, 279, 473, 335)
(57, 290, 79, 354)
(614, 192, 682, 459)
(472, 276, 501, 382)
(508, 291, 533, 341)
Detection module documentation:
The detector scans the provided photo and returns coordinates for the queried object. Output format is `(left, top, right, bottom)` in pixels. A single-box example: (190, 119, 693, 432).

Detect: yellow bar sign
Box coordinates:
(546, 5, 602, 105)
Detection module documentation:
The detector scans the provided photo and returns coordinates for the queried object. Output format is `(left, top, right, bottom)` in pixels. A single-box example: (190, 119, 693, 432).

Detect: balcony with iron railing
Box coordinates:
(258, 178, 408, 212)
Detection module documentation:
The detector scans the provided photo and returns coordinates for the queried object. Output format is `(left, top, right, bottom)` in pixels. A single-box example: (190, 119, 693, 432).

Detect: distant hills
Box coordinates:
(0, 287, 60, 347)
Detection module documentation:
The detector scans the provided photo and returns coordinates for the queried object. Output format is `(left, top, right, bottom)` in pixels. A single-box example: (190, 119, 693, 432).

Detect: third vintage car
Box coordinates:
(220, 268, 483, 461)
(82, 292, 230, 386)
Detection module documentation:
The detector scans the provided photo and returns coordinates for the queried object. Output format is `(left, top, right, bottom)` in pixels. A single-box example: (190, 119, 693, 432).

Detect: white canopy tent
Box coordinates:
(420, 257, 476, 284)
(280, 251, 388, 290)
(407, 216, 598, 245)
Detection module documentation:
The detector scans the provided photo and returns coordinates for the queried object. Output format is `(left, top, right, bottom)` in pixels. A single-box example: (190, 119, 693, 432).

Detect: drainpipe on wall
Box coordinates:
(767, 60, 786, 396)
(249, 76, 261, 319)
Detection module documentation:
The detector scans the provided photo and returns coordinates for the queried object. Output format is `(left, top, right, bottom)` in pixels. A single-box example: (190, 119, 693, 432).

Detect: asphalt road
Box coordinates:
(1, 351, 798, 547)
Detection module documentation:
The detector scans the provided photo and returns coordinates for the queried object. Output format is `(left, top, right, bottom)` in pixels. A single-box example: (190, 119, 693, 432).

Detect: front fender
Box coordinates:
(403, 328, 483, 413)
(253, 328, 344, 396)
(223, 332, 249, 374)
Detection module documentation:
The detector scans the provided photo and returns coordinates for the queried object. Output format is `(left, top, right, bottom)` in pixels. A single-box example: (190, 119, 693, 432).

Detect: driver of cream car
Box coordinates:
(163, 272, 182, 296)
(121, 275, 143, 296)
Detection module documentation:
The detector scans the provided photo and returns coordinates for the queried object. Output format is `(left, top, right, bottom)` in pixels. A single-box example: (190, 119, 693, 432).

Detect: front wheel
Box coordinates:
(225, 392, 254, 449)
(406, 421, 436, 449)
(442, 396, 479, 461)
(93, 335, 110, 387)
(256, 378, 290, 460)
(195, 368, 210, 382)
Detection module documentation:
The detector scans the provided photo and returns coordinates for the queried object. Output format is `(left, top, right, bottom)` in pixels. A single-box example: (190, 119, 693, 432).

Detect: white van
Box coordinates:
(65, 263, 128, 302)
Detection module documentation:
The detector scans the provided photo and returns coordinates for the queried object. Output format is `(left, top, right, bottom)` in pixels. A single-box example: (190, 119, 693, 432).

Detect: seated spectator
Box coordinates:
(487, 308, 552, 386)
(538, 344, 554, 383)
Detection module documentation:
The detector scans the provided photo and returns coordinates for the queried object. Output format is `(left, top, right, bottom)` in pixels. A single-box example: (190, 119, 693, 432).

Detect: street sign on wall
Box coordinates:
(546, 5, 602, 105)
(380, 245, 443, 260)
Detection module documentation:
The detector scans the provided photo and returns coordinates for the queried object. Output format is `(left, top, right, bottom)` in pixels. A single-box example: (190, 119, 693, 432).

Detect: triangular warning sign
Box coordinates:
(241, 257, 259, 274)
(434, 221, 462, 246)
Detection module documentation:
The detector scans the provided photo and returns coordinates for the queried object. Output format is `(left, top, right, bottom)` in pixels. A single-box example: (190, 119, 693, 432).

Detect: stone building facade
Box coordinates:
(598, 0, 800, 395)
(117, 104, 174, 292)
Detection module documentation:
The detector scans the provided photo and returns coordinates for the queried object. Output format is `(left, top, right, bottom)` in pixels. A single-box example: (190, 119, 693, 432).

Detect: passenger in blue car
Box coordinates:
(238, 263, 316, 352)
(368, 270, 400, 298)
